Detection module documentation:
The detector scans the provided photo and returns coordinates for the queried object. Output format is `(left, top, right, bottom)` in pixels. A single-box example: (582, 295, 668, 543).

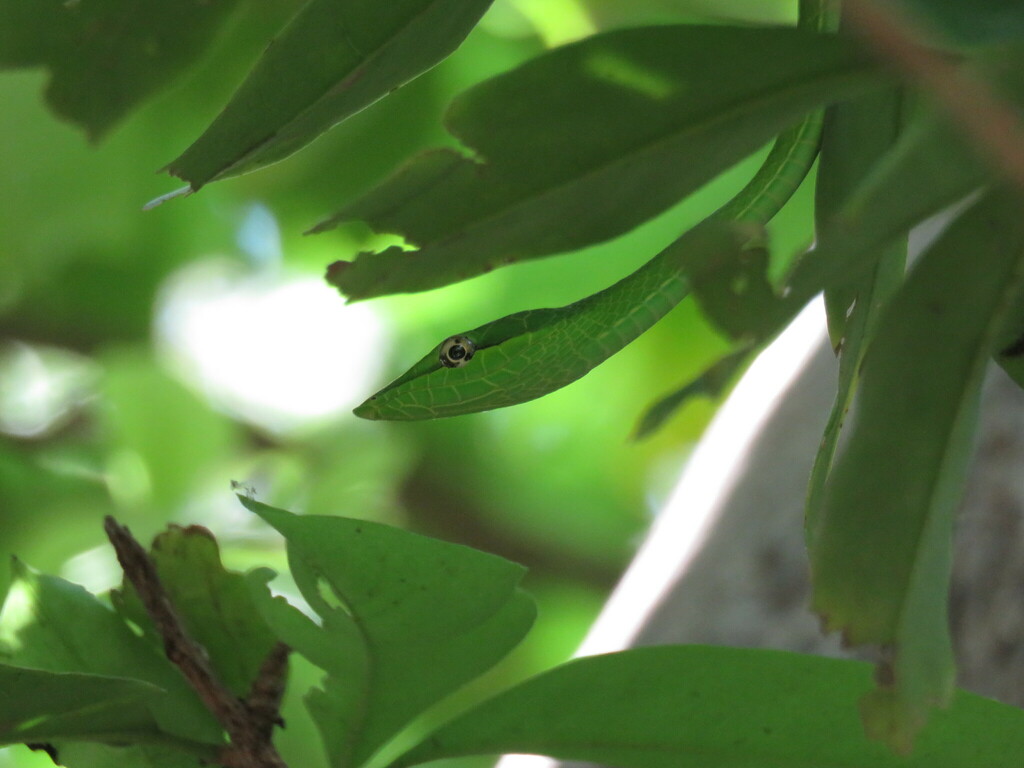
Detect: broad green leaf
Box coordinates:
(241, 497, 535, 768)
(0, 664, 163, 746)
(166, 0, 495, 189)
(0, 559, 222, 746)
(391, 646, 1024, 768)
(810, 188, 1024, 752)
(0, 0, 238, 139)
(317, 25, 882, 299)
(632, 347, 750, 439)
(805, 85, 907, 540)
(111, 525, 278, 697)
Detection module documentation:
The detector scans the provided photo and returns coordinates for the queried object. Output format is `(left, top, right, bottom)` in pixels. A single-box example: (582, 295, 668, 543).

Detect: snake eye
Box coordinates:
(439, 335, 476, 368)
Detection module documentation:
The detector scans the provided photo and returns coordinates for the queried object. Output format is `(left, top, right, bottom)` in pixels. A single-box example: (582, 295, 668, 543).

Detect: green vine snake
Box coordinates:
(355, 1, 837, 421)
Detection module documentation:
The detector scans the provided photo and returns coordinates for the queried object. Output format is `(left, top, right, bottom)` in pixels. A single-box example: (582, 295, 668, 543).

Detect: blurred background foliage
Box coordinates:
(1, 1, 807, 766)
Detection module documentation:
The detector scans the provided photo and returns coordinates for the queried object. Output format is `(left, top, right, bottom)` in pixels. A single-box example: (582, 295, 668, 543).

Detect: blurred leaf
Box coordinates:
(632, 347, 749, 439)
(805, 86, 907, 540)
(112, 525, 278, 697)
(55, 741, 205, 768)
(900, 0, 1024, 44)
(786, 112, 988, 304)
(994, 284, 1024, 385)
(101, 351, 236, 510)
(0, 0, 239, 139)
(686, 240, 790, 341)
(817, 87, 906, 347)
(242, 497, 535, 768)
(391, 646, 1024, 768)
(0, 664, 163, 746)
(810, 188, 1024, 752)
(318, 25, 882, 299)
(0, 559, 222, 746)
(167, 0, 496, 189)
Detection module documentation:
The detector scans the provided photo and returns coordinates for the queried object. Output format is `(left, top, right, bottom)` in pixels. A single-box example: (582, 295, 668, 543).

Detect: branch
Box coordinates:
(104, 516, 290, 768)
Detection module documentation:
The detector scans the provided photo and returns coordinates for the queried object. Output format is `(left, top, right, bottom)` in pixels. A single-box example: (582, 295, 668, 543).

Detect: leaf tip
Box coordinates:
(142, 185, 193, 211)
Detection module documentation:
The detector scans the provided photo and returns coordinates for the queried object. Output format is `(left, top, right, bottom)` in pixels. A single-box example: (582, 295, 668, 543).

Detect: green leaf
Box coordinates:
(54, 741, 204, 768)
(816, 86, 906, 348)
(994, 285, 1024, 384)
(0, 664, 163, 746)
(391, 646, 1024, 768)
(241, 497, 535, 768)
(0, 0, 239, 139)
(318, 25, 882, 299)
(111, 525, 279, 698)
(805, 86, 908, 540)
(785, 111, 990, 305)
(809, 188, 1024, 752)
(632, 347, 750, 440)
(166, 0, 495, 189)
(901, 0, 1024, 44)
(0, 559, 222, 746)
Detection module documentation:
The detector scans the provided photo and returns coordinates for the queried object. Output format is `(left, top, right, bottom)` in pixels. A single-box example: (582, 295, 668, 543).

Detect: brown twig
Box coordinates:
(103, 516, 289, 768)
(842, 0, 1024, 192)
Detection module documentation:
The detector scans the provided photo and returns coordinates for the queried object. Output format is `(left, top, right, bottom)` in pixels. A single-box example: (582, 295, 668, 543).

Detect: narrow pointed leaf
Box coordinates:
(817, 86, 906, 347)
(805, 85, 907, 539)
(632, 347, 750, 439)
(318, 25, 883, 299)
(785, 112, 989, 305)
(392, 647, 1024, 768)
(166, 0, 495, 189)
(810, 188, 1024, 752)
(0, 0, 239, 139)
(241, 497, 535, 768)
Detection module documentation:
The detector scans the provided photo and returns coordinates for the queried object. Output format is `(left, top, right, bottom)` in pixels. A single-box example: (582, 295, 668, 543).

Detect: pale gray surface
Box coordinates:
(554, 349, 1024, 768)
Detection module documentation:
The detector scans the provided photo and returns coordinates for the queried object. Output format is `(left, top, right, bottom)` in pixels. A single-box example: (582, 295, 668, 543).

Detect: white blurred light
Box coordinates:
(0, 342, 97, 437)
(61, 544, 121, 594)
(236, 203, 283, 269)
(155, 259, 387, 434)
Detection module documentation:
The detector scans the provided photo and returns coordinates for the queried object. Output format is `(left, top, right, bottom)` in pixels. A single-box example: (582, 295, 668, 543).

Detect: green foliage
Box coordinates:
(351, 219, 752, 420)
(6, 504, 1024, 768)
(393, 647, 1024, 768)
(5, 0, 1024, 766)
(804, 86, 907, 543)
(112, 525, 278, 697)
(0, 559, 223, 751)
(809, 188, 1024, 751)
(167, 0, 496, 188)
(0, 665, 164, 746)
(241, 498, 535, 768)
(0, 0, 239, 139)
(318, 25, 879, 298)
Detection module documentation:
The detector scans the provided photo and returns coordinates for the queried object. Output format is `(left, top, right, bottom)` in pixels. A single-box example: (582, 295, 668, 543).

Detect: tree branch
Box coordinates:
(104, 516, 290, 768)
